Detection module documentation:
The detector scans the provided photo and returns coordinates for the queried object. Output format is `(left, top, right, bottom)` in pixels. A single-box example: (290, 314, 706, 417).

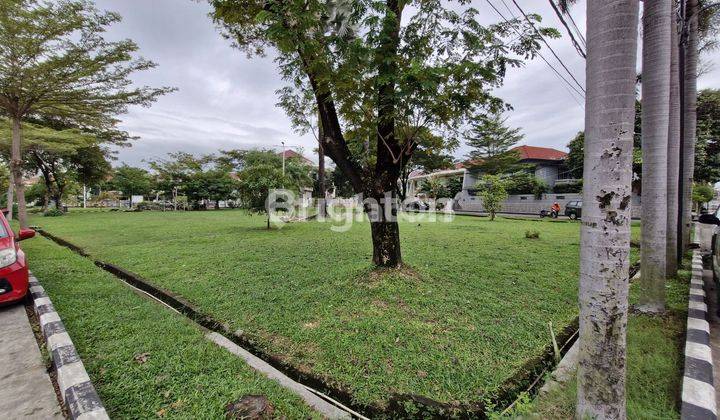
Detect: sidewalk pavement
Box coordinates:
(0, 304, 63, 419)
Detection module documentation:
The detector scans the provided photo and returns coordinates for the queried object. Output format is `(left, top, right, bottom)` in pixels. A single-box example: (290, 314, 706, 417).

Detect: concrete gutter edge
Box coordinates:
(680, 251, 717, 420)
(205, 332, 351, 419)
(28, 273, 109, 420)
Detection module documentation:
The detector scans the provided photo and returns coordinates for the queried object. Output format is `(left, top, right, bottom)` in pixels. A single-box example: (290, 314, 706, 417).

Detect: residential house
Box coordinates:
(406, 145, 575, 199)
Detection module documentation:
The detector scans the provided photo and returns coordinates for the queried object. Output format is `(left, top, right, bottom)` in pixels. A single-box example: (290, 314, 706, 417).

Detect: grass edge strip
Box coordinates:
(28, 273, 109, 420)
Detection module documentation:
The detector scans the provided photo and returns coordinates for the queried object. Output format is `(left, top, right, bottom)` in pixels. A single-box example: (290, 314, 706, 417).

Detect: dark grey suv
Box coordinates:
(565, 200, 582, 220)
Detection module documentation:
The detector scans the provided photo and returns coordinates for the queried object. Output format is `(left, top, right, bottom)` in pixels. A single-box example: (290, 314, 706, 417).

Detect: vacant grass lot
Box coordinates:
(24, 236, 317, 418)
(28, 210, 639, 410)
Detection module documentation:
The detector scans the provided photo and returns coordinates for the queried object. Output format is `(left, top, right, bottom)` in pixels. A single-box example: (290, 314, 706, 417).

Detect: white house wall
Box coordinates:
(454, 192, 642, 219)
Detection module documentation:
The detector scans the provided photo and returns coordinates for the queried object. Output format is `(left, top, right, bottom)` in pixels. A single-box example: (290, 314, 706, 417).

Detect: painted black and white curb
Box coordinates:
(681, 252, 717, 420)
(29, 274, 109, 420)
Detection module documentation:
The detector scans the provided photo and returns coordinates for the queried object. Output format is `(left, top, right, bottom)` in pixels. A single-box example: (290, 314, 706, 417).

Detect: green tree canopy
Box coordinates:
(397, 128, 457, 200)
(0, 118, 104, 208)
(692, 182, 715, 207)
(695, 89, 720, 183)
(107, 165, 153, 200)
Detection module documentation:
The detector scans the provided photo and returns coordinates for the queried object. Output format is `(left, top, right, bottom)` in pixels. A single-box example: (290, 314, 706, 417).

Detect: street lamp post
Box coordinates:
(281, 141, 286, 176)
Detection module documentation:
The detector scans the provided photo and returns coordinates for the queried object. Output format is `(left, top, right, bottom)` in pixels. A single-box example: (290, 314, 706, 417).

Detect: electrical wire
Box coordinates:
(483, 0, 586, 107)
(566, 9, 586, 47)
(509, 0, 586, 94)
(547, 0, 587, 58)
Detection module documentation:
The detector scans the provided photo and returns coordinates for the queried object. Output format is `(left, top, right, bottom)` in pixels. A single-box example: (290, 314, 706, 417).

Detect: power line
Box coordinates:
(482, 0, 586, 105)
(547, 0, 587, 58)
(509, 0, 586, 94)
(566, 9, 586, 47)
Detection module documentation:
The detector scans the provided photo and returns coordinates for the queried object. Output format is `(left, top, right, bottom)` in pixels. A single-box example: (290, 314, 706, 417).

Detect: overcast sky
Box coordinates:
(94, 0, 720, 167)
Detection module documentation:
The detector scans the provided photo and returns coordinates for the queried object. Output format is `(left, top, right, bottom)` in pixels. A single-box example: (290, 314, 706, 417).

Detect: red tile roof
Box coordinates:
(278, 150, 314, 165)
(512, 145, 567, 161)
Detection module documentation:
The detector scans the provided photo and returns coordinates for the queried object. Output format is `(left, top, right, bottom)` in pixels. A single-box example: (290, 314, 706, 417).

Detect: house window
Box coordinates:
(520, 196, 527, 200)
(556, 195, 565, 199)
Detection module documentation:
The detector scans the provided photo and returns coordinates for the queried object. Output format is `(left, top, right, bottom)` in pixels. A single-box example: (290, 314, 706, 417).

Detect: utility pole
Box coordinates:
(318, 116, 327, 218)
(281, 141, 286, 176)
(6, 171, 13, 220)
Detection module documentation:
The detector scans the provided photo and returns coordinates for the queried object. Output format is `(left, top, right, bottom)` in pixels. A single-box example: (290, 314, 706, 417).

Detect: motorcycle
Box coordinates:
(539, 208, 559, 218)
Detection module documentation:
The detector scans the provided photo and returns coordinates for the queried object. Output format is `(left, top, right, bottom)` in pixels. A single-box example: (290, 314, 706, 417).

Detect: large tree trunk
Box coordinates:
(639, 0, 671, 313)
(666, 6, 681, 277)
(369, 0, 403, 268)
(369, 198, 402, 267)
(53, 194, 62, 211)
(10, 117, 28, 229)
(576, 1, 638, 418)
(681, 0, 699, 250)
(41, 191, 49, 212)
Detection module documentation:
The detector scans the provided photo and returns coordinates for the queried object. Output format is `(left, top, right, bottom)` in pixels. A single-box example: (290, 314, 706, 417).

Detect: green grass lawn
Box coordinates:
(24, 235, 317, 419)
(27, 210, 639, 411)
(528, 264, 690, 419)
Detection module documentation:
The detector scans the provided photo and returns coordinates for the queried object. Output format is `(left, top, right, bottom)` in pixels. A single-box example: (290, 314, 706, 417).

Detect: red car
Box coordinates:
(0, 210, 35, 305)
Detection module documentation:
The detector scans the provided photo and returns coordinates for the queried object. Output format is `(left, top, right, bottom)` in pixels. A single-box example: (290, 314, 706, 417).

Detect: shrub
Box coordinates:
(505, 172, 548, 198)
(525, 230, 540, 239)
(553, 180, 583, 194)
(43, 209, 64, 217)
(136, 201, 162, 211)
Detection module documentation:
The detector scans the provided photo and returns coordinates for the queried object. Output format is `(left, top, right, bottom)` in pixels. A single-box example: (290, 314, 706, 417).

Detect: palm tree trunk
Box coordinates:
(639, 0, 671, 313)
(682, 0, 699, 249)
(10, 117, 28, 229)
(577, 1, 638, 418)
(666, 5, 681, 277)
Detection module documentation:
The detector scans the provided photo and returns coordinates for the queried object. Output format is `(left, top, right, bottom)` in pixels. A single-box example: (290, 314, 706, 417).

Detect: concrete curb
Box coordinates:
(206, 332, 351, 419)
(28, 274, 109, 420)
(681, 252, 717, 420)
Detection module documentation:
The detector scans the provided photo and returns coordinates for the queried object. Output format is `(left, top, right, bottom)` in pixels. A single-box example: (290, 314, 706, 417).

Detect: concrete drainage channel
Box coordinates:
(38, 229, 606, 418)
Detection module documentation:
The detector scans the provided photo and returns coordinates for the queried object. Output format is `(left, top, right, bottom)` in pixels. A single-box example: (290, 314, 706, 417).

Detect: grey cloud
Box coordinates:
(93, 0, 718, 167)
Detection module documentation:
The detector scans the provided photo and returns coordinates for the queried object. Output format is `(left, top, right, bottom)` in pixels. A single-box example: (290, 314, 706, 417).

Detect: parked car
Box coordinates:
(0, 209, 36, 306)
(700, 210, 720, 284)
(565, 200, 582, 220)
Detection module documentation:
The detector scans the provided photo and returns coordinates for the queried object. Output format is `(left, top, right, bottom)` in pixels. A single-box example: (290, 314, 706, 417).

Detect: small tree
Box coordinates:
(446, 177, 464, 200)
(236, 164, 287, 229)
(565, 132, 585, 179)
(108, 165, 153, 207)
(476, 175, 508, 221)
(692, 182, 715, 212)
(419, 177, 449, 201)
(186, 170, 236, 209)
